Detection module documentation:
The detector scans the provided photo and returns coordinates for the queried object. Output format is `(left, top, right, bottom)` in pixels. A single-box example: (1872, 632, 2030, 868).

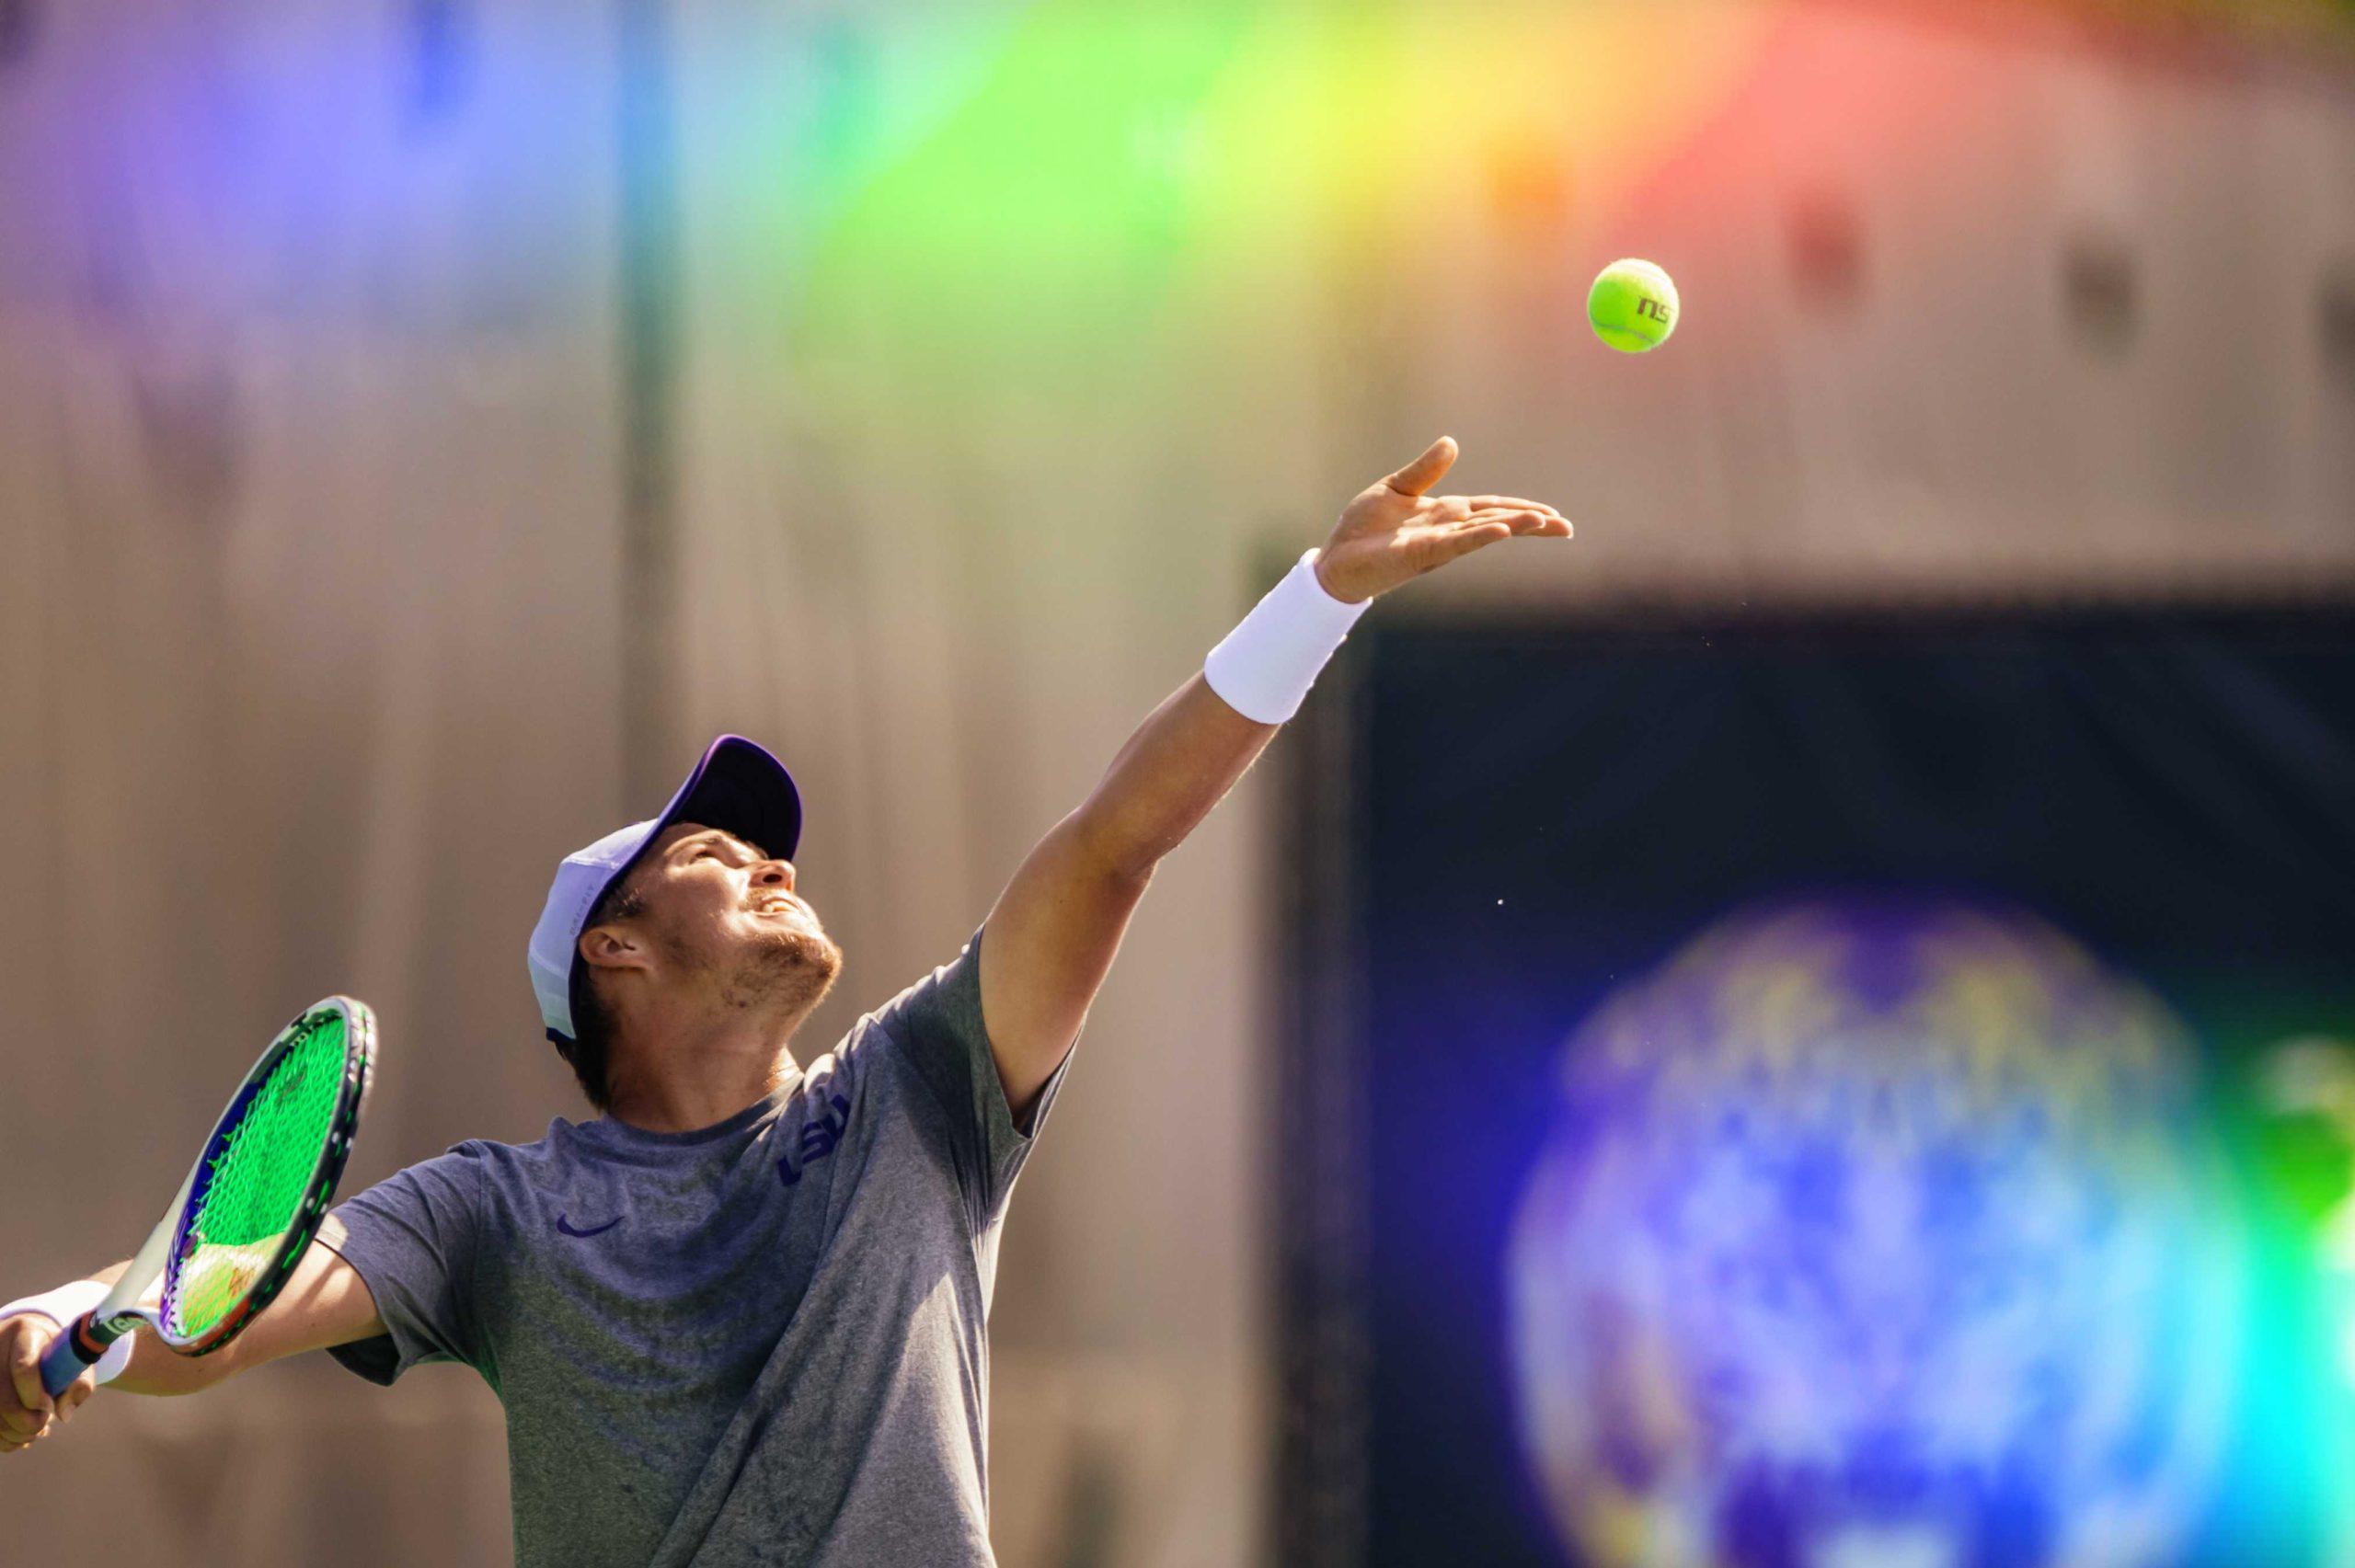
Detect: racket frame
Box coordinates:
(42, 997, 373, 1394)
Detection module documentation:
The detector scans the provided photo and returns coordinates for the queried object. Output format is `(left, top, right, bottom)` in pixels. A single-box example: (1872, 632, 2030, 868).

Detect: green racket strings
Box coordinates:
(168, 1013, 348, 1339)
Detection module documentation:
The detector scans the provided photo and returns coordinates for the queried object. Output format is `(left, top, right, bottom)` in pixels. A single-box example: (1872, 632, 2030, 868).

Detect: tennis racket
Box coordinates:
(40, 996, 374, 1398)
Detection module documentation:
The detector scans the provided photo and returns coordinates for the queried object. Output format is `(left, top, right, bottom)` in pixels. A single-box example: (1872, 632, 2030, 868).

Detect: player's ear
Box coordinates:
(578, 923, 651, 974)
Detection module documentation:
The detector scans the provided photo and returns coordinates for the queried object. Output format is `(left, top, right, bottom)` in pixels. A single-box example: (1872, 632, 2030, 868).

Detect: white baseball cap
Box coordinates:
(527, 734, 803, 1044)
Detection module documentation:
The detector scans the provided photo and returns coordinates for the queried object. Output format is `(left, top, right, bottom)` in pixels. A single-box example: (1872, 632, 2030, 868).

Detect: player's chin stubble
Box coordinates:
(718, 926, 844, 1020)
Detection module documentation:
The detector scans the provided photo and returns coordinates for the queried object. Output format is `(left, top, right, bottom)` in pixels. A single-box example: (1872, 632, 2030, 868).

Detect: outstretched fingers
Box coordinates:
(1461, 495, 1568, 521)
(1462, 507, 1571, 538)
(1419, 520, 1516, 568)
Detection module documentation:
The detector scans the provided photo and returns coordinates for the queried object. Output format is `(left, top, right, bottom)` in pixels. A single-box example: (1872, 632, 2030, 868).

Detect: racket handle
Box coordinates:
(39, 1313, 102, 1400)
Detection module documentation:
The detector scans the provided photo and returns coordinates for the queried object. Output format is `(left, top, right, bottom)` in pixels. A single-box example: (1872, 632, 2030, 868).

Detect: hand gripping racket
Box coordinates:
(40, 997, 374, 1398)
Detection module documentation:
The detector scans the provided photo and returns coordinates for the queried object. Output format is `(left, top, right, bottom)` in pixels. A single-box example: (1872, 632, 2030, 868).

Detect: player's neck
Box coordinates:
(603, 1007, 805, 1134)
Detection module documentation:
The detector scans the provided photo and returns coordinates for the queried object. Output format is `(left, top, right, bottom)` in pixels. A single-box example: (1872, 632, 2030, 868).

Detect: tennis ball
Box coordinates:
(1587, 258, 1679, 352)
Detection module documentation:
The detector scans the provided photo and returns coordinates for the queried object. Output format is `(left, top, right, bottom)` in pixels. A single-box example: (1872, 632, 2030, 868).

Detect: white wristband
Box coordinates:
(1203, 549, 1372, 725)
(3, 1280, 135, 1386)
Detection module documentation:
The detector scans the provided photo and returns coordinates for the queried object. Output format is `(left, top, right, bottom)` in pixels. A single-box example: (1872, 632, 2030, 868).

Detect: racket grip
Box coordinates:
(39, 1314, 101, 1400)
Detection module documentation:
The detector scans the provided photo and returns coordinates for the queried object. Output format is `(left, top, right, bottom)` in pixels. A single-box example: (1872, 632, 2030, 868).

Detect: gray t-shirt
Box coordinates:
(321, 923, 1071, 1568)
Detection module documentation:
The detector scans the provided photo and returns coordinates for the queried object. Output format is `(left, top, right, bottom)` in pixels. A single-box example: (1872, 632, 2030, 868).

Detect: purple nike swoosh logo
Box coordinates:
(556, 1214, 622, 1238)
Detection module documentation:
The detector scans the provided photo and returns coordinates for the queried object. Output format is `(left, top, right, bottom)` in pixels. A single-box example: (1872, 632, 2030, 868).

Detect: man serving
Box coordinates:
(2, 437, 1569, 1565)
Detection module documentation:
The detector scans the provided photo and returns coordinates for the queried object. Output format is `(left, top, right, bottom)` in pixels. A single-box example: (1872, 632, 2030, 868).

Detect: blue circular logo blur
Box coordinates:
(1507, 898, 2241, 1568)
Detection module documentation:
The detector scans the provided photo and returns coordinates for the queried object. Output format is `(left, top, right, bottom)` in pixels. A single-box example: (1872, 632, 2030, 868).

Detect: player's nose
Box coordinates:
(754, 860, 796, 892)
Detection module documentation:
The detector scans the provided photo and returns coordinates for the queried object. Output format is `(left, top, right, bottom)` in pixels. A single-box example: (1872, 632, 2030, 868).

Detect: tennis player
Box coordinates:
(4, 438, 1568, 1564)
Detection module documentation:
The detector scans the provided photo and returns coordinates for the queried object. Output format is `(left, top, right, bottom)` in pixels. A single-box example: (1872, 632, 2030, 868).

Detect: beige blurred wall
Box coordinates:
(0, 0, 625, 1559)
(3, 4, 2353, 1567)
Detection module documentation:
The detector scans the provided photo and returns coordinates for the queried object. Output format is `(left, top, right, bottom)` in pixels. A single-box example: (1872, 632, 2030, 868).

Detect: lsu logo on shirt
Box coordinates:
(775, 1093, 852, 1187)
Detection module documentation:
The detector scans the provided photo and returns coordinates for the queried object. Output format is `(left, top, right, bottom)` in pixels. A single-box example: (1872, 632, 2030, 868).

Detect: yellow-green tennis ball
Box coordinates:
(1588, 258, 1679, 352)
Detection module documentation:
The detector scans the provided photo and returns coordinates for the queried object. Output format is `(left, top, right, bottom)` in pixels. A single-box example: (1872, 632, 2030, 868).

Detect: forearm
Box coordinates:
(109, 1331, 227, 1396)
(1075, 541, 1376, 876)
(1074, 674, 1279, 879)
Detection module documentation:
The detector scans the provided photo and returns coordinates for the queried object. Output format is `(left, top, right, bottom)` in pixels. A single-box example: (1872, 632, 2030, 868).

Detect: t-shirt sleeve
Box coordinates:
(318, 1144, 488, 1386)
(861, 921, 1076, 1232)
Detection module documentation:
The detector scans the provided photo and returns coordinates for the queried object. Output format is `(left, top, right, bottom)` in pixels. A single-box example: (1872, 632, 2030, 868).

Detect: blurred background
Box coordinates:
(2, 0, 2352, 1563)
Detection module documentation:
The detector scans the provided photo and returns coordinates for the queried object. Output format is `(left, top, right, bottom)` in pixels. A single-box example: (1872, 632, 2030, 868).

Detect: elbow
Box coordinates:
(1068, 807, 1163, 888)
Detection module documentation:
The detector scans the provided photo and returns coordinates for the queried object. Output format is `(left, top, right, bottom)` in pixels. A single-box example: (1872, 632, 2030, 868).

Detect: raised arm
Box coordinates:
(979, 437, 1570, 1118)
(2, 1217, 386, 1452)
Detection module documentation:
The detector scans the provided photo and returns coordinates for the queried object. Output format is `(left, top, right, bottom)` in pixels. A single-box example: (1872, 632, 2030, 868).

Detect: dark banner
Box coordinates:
(1309, 609, 2355, 1568)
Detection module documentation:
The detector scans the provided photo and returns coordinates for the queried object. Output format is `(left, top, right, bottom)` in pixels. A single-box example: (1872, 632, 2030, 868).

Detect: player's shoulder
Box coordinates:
(417, 1130, 557, 1185)
(393, 1129, 575, 1214)
(853, 923, 990, 1044)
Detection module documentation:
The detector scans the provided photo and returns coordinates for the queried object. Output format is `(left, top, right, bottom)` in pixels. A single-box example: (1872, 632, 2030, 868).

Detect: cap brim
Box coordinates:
(651, 734, 803, 866)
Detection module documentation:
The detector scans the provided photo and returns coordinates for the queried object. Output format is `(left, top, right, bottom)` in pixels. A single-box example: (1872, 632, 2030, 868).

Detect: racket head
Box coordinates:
(151, 997, 373, 1355)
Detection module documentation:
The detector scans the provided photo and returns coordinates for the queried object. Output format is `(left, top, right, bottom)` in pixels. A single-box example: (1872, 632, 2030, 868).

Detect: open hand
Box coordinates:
(2, 1312, 97, 1454)
(1313, 437, 1571, 604)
